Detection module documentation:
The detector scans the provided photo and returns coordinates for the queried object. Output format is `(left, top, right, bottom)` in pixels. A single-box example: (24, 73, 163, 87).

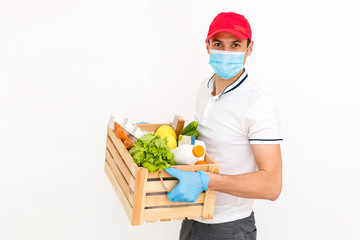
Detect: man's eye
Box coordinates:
(232, 44, 240, 47)
(214, 43, 221, 47)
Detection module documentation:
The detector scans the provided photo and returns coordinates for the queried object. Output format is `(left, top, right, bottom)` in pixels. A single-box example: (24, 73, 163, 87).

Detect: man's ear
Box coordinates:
(206, 42, 210, 54)
(247, 41, 254, 57)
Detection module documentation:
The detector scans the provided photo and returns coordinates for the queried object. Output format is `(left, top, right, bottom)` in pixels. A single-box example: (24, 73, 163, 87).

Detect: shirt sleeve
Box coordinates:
(245, 97, 283, 144)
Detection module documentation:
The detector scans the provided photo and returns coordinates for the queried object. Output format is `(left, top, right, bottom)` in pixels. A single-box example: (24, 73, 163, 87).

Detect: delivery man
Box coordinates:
(165, 12, 283, 240)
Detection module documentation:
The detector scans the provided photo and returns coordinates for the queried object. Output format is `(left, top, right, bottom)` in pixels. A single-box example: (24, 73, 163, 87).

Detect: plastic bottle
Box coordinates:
(178, 137, 206, 160)
(171, 144, 205, 165)
(194, 140, 206, 160)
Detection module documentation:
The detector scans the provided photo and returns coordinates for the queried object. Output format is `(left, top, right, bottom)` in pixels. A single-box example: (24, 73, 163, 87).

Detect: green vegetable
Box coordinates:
(184, 129, 200, 139)
(180, 121, 198, 135)
(129, 133, 175, 173)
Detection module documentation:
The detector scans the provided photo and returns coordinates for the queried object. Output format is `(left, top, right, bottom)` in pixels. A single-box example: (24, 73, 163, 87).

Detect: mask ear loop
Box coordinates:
(243, 43, 251, 62)
(245, 43, 251, 53)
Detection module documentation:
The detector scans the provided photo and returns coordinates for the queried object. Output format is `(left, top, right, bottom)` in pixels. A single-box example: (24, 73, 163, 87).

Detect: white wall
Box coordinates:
(1, 0, 359, 239)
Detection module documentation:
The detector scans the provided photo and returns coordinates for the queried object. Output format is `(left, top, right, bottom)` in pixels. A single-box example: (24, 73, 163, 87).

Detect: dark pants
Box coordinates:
(179, 212, 257, 240)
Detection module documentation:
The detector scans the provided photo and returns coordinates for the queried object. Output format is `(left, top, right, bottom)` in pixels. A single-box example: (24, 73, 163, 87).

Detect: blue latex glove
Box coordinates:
(165, 168, 209, 203)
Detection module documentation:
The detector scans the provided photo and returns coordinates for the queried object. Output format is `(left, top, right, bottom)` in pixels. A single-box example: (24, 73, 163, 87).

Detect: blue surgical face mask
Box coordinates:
(209, 47, 249, 80)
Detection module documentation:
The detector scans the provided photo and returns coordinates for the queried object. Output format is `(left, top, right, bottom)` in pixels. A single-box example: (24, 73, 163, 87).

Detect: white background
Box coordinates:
(1, 0, 359, 239)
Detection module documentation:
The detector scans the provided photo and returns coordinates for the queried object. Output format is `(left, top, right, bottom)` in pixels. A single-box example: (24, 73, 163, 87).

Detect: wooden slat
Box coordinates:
(173, 216, 199, 220)
(147, 169, 173, 179)
(107, 126, 138, 176)
(160, 219, 171, 222)
(147, 165, 210, 178)
(105, 149, 134, 205)
(104, 161, 133, 221)
(146, 180, 179, 192)
(145, 220, 158, 223)
(201, 190, 217, 220)
(171, 115, 185, 137)
(205, 152, 216, 164)
(201, 164, 220, 220)
(174, 164, 209, 172)
(145, 193, 204, 207)
(136, 123, 169, 132)
(144, 206, 203, 220)
(106, 136, 135, 191)
(131, 167, 148, 226)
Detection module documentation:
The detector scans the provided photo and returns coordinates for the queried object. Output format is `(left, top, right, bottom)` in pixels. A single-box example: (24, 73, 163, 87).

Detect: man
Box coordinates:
(165, 12, 283, 240)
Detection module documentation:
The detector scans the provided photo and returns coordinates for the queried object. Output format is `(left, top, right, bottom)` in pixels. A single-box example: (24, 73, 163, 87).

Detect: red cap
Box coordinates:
(205, 12, 252, 43)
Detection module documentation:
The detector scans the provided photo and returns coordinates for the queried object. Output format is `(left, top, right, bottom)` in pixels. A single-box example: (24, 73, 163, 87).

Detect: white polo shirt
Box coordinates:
(195, 69, 282, 224)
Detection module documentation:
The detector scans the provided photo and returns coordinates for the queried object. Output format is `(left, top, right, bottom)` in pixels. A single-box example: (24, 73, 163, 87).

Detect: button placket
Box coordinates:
(202, 97, 217, 124)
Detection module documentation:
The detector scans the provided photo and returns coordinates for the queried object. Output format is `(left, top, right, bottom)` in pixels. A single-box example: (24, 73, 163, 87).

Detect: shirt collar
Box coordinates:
(207, 69, 248, 99)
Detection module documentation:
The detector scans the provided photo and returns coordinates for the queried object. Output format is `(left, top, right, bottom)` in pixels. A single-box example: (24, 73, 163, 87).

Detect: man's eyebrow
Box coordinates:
(212, 39, 242, 43)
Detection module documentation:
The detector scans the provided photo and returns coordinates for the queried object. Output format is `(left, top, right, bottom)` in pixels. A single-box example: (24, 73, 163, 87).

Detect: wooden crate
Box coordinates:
(104, 123, 219, 225)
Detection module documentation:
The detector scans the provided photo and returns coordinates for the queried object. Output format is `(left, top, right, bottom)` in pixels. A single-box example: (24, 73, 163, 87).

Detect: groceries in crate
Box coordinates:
(129, 133, 176, 173)
(180, 121, 200, 139)
(178, 136, 206, 161)
(108, 114, 207, 172)
(108, 115, 147, 143)
(155, 125, 177, 149)
(171, 115, 185, 136)
(171, 144, 205, 165)
(195, 160, 208, 165)
(114, 123, 134, 149)
(178, 135, 196, 145)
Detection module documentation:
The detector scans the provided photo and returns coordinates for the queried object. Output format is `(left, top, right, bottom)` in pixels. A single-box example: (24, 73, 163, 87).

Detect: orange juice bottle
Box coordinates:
(171, 144, 205, 165)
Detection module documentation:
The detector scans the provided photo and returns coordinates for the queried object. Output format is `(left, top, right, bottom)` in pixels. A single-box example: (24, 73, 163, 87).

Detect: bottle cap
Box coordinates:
(192, 145, 205, 158)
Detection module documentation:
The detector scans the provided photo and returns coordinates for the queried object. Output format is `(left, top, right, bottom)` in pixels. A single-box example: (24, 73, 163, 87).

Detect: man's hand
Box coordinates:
(165, 168, 209, 203)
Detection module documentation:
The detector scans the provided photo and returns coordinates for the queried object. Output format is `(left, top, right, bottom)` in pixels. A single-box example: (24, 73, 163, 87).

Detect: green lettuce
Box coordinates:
(129, 133, 175, 173)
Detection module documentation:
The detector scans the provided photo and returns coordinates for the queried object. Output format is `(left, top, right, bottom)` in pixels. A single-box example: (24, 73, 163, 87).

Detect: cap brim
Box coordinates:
(205, 28, 249, 43)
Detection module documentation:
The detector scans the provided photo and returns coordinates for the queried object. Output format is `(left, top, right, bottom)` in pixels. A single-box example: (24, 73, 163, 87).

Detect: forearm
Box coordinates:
(206, 169, 282, 201)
